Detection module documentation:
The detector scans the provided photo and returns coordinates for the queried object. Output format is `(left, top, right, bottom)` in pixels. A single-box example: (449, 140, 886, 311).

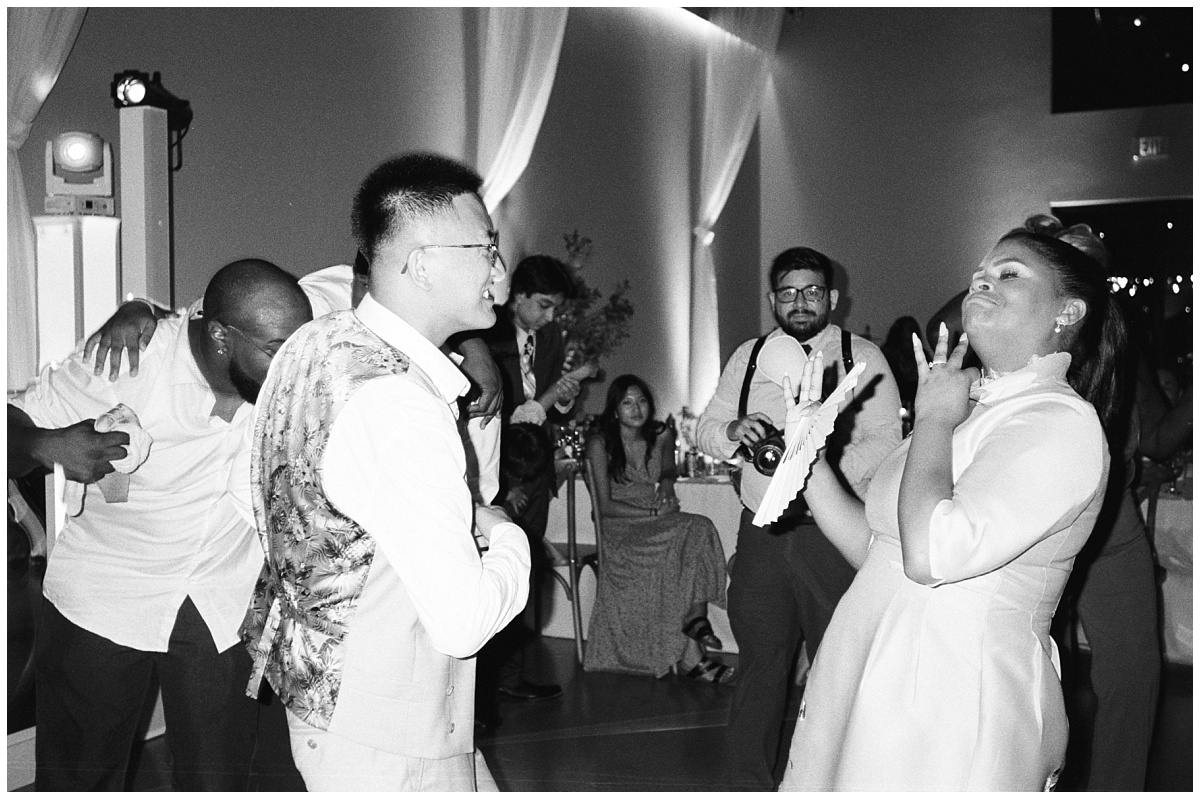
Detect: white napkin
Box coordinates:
(63, 403, 154, 514)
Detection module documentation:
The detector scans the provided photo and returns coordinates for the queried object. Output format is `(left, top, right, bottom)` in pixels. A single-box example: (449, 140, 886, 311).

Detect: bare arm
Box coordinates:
(897, 327, 978, 585)
(455, 336, 503, 422)
(8, 404, 129, 483)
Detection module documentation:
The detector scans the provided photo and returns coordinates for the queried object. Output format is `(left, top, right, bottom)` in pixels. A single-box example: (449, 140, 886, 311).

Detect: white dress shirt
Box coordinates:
(11, 317, 263, 652)
(319, 294, 530, 659)
(302, 264, 501, 504)
(696, 323, 902, 511)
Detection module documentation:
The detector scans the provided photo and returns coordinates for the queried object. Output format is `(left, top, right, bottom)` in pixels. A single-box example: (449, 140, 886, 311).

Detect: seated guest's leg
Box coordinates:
(156, 596, 258, 791)
(724, 510, 803, 790)
(34, 600, 155, 791)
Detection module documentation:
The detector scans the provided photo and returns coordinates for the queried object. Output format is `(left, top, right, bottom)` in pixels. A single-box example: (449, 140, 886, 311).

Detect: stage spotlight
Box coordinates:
(44, 131, 113, 215)
(113, 71, 148, 105)
(110, 70, 193, 133)
(51, 131, 105, 173)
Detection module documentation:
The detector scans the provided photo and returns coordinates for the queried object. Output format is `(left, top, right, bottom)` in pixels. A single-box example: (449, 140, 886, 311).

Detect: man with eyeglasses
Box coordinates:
(696, 246, 901, 790)
(8, 259, 313, 790)
(240, 153, 530, 790)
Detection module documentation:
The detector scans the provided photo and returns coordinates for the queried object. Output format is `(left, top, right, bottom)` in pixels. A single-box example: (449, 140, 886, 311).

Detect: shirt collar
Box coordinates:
(173, 318, 211, 387)
(970, 351, 1072, 404)
(354, 293, 470, 404)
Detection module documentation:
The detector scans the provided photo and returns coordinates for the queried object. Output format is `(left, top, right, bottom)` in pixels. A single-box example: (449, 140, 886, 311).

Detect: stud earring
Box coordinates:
(217, 345, 228, 356)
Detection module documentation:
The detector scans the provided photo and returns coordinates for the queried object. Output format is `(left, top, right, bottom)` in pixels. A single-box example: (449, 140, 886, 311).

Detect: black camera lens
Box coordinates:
(750, 425, 786, 476)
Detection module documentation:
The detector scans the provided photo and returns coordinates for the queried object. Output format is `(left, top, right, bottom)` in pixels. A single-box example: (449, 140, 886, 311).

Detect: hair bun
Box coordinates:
(1021, 213, 1109, 271)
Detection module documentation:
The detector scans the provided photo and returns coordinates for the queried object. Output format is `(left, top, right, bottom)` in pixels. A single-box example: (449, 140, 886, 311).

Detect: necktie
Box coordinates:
(521, 335, 537, 401)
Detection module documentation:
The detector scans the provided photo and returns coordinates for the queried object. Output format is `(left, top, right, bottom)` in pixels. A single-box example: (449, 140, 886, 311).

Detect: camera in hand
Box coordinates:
(748, 425, 786, 476)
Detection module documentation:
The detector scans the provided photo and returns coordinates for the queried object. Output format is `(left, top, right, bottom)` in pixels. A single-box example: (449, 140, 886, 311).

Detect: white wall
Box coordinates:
(760, 8, 1192, 339)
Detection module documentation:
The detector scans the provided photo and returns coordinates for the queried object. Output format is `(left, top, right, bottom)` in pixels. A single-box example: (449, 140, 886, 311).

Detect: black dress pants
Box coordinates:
(1069, 490, 1161, 790)
(723, 509, 856, 791)
(35, 597, 258, 791)
(476, 466, 554, 719)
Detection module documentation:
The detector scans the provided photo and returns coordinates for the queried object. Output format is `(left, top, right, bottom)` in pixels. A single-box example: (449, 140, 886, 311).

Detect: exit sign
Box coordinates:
(1133, 135, 1170, 164)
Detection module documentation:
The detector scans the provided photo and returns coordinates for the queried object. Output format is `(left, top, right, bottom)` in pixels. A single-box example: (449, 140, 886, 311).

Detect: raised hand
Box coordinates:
(911, 322, 979, 430)
(754, 352, 866, 527)
(781, 350, 824, 446)
(83, 301, 159, 380)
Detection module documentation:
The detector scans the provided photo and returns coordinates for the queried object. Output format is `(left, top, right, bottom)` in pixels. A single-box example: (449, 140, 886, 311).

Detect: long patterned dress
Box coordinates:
(583, 439, 728, 677)
(780, 353, 1110, 791)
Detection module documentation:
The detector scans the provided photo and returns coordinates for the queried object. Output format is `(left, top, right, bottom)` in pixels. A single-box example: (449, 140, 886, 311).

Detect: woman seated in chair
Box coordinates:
(583, 374, 733, 683)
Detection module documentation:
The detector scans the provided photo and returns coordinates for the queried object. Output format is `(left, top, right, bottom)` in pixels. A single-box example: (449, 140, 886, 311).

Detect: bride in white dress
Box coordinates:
(778, 215, 1129, 791)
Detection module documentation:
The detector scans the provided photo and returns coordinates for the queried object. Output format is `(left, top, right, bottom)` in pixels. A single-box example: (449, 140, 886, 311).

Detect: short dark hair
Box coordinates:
(769, 247, 834, 291)
(502, 423, 551, 483)
(509, 255, 576, 300)
(351, 153, 483, 262)
(204, 258, 306, 326)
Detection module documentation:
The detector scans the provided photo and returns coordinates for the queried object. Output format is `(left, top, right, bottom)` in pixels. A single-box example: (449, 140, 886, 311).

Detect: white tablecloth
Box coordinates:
(1146, 494, 1192, 664)
(542, 475, 745, 652)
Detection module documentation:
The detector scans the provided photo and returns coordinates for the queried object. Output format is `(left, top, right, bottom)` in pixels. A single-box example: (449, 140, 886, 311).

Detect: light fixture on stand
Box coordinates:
(35, 127, 121, 368)
(110, 70, 192, 307)
(110, 70, 193, 170)
(44, 131, 114, 215)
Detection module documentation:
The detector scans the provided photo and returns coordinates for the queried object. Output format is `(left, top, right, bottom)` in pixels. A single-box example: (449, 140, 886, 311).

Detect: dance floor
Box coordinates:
(9, 541, 1192, 791)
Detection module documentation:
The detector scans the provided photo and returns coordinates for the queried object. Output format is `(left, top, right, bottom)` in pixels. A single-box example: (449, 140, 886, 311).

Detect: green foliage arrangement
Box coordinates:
(555, 230, 635, 362)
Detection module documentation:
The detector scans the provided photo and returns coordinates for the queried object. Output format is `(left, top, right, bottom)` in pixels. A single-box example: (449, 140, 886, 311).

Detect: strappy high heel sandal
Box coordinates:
(682, 615, 723, 651)
(678, 656, 736, 685)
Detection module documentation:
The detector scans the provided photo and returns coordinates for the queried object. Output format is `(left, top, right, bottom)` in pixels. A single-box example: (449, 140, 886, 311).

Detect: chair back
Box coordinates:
(580, 458, 607, 568)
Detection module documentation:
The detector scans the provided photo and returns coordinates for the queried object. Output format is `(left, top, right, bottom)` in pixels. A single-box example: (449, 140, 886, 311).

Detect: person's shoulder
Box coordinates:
(538, 321, 566, 348)
(733, 331, 772, 357)
(137, 315, 189, 371)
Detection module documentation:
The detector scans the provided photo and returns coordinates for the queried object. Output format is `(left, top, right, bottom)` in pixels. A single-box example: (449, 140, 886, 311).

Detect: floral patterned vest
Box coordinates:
(241, 309, 413, 730)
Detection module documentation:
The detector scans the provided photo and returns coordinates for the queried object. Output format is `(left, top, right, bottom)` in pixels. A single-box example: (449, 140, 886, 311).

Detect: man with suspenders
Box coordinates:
(696, 247, 902, 790)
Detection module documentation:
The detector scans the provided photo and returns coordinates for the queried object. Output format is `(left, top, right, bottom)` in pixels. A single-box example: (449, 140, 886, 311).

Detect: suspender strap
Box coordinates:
(739, 335, 770, 418)
(740, 329, 852, 415)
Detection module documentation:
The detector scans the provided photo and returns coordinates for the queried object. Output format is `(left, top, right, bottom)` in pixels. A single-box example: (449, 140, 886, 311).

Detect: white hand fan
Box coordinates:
(753, 361, 867, 526)
(755, 336, 808, 387)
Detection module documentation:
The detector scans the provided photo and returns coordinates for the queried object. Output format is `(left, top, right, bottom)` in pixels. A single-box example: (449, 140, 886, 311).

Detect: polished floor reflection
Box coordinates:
(10, 546, 1191, 793)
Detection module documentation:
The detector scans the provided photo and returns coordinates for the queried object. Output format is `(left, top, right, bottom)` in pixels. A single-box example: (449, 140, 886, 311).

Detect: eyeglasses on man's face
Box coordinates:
(403, 231, 506, 275)
(772, 285, 828, 304)
(223, 323, 280, 359)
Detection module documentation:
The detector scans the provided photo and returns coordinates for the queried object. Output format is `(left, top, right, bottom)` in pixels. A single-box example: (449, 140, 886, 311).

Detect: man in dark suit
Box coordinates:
(472, 255, 581, 721)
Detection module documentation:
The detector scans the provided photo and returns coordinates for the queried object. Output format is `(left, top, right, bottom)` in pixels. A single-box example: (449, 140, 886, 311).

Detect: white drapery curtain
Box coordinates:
(8, 7, 86, 391)
(476, 7, 569, 213)
(688, 8, 784, 409)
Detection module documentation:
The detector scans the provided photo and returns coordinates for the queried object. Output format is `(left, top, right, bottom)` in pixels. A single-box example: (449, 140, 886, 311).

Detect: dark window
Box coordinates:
(1052, 8, 1192, 113)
